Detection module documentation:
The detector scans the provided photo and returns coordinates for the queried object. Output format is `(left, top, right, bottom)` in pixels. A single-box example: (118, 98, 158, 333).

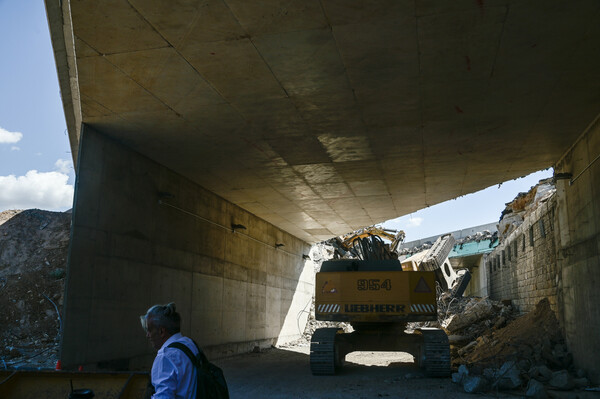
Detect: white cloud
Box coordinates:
(54, 158, 73, 174)
(0, 127, 23, 144)
(0, 170, 74, 211)
(11, 146, 20, 151)
(406, 216, 423, 227)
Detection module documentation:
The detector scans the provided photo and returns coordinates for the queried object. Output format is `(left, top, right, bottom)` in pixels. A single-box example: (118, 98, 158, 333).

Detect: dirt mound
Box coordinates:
(451, 299, 591, 395)
(460, 298, 561, 368)
(0, 209, 71, 369)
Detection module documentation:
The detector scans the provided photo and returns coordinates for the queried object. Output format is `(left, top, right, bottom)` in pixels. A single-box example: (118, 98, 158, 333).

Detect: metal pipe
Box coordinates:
(570, 153, 600, 186)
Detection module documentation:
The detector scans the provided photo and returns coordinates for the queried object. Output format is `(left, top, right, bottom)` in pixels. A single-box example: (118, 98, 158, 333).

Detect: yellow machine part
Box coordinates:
(0, 370, 149, 399)
(315, 270, 437, 323)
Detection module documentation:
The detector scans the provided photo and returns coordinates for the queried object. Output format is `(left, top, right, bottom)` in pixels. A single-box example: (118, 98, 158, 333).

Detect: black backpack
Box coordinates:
(167, 341, 229, 399)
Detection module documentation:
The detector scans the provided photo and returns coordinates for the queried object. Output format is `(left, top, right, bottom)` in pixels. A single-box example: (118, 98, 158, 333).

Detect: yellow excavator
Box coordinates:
(328, 226, 405, 259)
(310, 231, 456, 376)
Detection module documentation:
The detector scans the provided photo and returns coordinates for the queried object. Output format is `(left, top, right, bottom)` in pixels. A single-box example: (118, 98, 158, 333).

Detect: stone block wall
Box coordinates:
(487, 196, 558, 313)
(486, 116, 599, 383)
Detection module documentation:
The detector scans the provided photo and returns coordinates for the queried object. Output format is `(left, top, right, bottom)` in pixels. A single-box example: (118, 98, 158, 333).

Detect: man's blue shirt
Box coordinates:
(151, 333, 199, 399)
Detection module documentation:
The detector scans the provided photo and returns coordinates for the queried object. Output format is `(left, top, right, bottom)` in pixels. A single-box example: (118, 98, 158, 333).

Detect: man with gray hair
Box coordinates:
(141, 302, 199, 398)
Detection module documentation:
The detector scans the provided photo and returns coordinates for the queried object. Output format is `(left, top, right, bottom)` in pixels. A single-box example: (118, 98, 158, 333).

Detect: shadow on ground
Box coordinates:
(214, 347, 513, 399)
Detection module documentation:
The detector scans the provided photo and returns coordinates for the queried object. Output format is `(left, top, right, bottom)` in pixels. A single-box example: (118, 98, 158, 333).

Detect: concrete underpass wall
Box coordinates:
(487, 197, 559, 312)
(484, 119, 599, 382)
(62, 126, 313, 369)
(554, 119, 600, 383)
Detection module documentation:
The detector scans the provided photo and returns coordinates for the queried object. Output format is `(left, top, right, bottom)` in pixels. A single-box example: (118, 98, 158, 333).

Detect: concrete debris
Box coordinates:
(498, 178, 555, 242)
(448, 334, 471, 345)
(458, 298, 560, 366)
(322, 225, 404, 260)
(442, 297, 495, 332)
(462, 374, 489, 393)
(452, 373, 463, 384)
(526, 379, 548, 398)
(308, 243, 335, 271)
(452, 364, 470, 384)
(493, 361, 522, 390)
(446, 298, 592, 396)
(529, 365, 554, 382)
(399, 230, 498, 258)
(550, 370, 575, 391)
(454, 230, 497, 246)
(457, 341, 477, 357)
(397, 242, 432, 257)
(493, 315, 507, 329)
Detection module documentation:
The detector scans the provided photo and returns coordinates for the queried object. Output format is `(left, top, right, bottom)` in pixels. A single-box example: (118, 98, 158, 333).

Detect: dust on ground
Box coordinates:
(217, 346, 515, 399)
(0, 209, 70, 369)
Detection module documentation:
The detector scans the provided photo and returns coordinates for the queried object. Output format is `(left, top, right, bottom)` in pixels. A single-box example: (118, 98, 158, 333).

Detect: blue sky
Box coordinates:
(0, 1, 74, 212)
(0, 1, 553, 240)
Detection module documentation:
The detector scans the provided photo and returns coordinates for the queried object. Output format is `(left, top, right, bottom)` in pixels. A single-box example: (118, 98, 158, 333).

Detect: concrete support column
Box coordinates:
(61, 125, 313, 370)
(554, 116, 600, 383)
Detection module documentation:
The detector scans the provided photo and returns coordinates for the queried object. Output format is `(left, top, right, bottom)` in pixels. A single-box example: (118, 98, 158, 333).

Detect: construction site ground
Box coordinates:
(217, 346, 598, 399)
(218, 346, 513, 399)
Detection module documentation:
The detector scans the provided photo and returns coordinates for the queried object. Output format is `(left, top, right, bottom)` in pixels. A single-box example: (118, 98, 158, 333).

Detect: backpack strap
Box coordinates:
(168, 341, 211, 371)
(168, 342, 201, 368)
(190, 340, 211, 371)
(169, 340, 229, 399)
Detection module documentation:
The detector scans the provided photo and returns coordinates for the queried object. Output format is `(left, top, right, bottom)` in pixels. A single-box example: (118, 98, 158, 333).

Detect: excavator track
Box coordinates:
(310, 328, 341, 375)
(419, 329, 451, 377)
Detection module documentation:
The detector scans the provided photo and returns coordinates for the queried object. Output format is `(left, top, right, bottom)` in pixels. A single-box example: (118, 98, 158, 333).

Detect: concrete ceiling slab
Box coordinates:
(254, 28, 345, 92)
(106, 47, 225, 109)
(129, 0, 246, 46)
(226, 0, 328, 35)
(71, 0, 168, 54)
(322, 0, 414, 26)
(48, 0, 600, 243)
(77, 56, 167, 114)
(181, 38, 286, 101)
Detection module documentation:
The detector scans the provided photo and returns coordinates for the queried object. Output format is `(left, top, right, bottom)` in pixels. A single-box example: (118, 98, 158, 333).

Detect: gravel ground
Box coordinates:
(215, 344, 514, 399)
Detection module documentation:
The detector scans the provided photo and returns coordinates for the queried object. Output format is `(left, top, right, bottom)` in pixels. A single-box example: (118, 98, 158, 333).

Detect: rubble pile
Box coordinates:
(458, 298, 559, 366)
(307, 243, 335, 272)
(406, 292, 518, 355)
(397, 242, 433, 257)
(0, 209, 70, 369)
(440, 294, 516, 348)
(498, 178, 555, 242)
(449, 298, 592, 396)
(454, 230, 498, 247)
(398, 230, 498, 258)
